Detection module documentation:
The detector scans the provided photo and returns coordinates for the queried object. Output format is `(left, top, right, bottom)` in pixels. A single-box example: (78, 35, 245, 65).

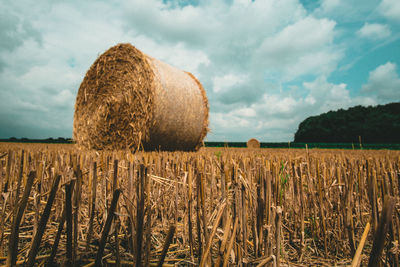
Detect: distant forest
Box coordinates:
(294, 102, 400, 143)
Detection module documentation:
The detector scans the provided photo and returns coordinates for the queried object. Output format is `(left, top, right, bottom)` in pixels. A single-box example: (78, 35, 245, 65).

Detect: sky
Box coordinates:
(0, 0, 399, 142)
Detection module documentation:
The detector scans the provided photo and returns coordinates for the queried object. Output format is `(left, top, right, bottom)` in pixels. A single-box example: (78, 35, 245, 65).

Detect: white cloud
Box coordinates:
(123, 0, 306, 48)
(231, 107, 257, 118)
(208, 76, 376, 141)
(212, 74, 248, 93)
(361, 62, 400, 102)
(0, 1, 129, 138)
(319, 0, 341, 13)
(313, 0, 379, 25)
(254, 95, 299, 116)
(124, 0, 340, 108)
(132, 36, 210, 76)
(379, 0, 400, 21)
(254, 16, 341, 80)
(357, 23, 391, 40)
(302, 76, 375, 111)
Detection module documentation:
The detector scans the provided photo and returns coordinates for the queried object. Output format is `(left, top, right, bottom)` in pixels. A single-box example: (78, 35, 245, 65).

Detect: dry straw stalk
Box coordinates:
(0, 143, 399, 266)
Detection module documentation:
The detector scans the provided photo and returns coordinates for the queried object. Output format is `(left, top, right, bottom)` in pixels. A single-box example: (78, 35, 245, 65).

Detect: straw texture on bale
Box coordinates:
(73, 43, 209, 151)
(247, 138, 260, 148)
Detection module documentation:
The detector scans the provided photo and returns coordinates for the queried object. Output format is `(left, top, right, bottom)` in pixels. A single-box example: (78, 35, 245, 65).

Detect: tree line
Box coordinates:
(294, 102, 400, 143)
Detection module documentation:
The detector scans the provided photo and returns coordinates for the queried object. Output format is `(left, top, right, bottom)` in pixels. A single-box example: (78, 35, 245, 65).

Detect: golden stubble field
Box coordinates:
(0, 142, 399, 266)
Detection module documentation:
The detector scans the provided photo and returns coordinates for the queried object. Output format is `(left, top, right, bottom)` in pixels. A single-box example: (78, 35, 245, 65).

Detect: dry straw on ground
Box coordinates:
(73, 43, 209, 151)
(1, 143, 399, 266)
(247, 138, 260, 148)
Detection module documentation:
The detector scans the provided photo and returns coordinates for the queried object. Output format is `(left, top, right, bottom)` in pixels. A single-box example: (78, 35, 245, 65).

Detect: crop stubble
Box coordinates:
(0, 143, 399, 266)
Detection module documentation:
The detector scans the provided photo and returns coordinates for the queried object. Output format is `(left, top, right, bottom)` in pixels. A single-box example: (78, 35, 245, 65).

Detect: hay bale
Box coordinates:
(247, 138, 260, 149)
(73, 43, 209, 151)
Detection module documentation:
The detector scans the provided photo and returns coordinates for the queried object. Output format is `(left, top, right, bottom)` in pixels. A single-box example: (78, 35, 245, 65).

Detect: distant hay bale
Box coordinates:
(73, 43, 209, 151)
(247, 138, 260, 149)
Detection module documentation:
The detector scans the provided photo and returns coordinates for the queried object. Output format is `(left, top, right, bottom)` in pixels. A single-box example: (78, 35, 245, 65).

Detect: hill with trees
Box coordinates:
(294, 102, 400, 143)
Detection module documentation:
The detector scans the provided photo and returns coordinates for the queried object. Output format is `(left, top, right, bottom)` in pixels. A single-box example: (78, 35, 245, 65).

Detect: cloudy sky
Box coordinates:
(0, 0, 399, 141)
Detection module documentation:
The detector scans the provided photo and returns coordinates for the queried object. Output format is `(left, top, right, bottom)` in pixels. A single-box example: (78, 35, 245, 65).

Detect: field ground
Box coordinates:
(0, 143, 399, 266)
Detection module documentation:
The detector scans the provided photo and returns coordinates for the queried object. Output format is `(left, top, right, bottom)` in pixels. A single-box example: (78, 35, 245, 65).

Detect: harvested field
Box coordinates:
(0, 143, 399, 266)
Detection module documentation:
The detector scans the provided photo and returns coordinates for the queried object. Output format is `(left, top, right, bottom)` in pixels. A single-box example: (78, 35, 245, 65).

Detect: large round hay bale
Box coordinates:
(73, 43, 209, 151)
(247, 138, 260, 149)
